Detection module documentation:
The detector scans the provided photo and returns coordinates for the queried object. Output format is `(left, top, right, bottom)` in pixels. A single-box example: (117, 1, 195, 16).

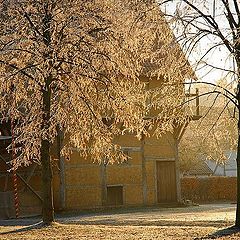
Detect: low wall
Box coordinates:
(181, 176, 237, 202)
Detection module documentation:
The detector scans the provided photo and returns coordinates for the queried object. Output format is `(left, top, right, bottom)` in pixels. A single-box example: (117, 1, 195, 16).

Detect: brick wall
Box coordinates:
(181, 176, 237, 202)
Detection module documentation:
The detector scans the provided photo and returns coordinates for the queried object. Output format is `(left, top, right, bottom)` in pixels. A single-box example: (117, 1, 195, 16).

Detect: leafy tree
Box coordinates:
(160, 0, 240, 227)
(0, 1, 189, 224)
(180, 84, 237, 174)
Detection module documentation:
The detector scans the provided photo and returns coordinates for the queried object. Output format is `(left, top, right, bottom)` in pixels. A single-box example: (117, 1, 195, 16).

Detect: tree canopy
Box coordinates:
(0, 0, 191, 168)
(180, 83, 237, 174)
(0, 0, 191, 223)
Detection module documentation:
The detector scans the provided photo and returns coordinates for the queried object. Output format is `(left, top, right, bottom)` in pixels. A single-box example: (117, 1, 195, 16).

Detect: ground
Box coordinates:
(1, 203, 240, 239)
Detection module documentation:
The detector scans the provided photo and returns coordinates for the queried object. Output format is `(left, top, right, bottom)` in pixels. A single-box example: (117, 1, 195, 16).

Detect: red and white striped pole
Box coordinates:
(12, 170, 19, 218)
(11, 118, 19, 218)
(11, 84, 19, 218)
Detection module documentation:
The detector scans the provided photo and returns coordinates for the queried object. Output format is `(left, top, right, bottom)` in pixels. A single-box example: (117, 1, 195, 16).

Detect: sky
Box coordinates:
(161, 0, 236, 84)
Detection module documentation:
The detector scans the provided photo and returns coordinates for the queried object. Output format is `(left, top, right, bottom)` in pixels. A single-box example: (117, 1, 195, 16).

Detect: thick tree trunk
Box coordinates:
(41, 4, 54, 224)
(41, 76, 54, 224)
(41, 139, 54, 224)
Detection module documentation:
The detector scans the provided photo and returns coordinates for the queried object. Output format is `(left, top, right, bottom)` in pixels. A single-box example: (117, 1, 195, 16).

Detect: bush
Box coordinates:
(181, 176, 237, 202)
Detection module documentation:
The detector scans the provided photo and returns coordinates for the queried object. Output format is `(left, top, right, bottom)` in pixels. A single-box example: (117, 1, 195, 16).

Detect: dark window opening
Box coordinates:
(106, 185, 123, 206)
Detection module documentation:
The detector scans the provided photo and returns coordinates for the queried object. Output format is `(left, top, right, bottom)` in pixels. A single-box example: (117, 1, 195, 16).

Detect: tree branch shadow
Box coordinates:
(195, 226, 240, 240)
(0, 221, 54, 235)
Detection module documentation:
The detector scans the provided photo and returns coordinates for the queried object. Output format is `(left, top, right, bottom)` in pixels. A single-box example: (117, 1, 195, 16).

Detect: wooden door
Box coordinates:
(157, 161, 177, 203)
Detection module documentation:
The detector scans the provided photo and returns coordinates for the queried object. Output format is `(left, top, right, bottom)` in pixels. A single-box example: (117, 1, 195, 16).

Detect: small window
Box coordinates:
(106, 185, 123, 206)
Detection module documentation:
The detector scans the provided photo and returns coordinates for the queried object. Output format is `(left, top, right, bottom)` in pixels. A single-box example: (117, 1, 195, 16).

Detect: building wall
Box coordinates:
(64, 154, 102, 209)
(55, 77, 183, 210)
(61, 132, 179, 210)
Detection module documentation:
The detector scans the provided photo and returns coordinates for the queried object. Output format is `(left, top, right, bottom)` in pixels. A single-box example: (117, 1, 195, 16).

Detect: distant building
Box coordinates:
(206, 151, 237, 177)
(182, 160, 213, 177)
(182, 151, 237, 178)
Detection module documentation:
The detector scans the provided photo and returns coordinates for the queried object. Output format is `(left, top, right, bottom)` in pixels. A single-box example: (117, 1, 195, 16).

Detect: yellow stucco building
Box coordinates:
(0, 7, 198, 218)
(62, 130, 181, 209)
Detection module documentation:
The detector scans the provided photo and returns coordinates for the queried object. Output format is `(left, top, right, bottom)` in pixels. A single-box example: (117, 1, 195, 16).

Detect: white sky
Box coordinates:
(161, 1, 236, 84)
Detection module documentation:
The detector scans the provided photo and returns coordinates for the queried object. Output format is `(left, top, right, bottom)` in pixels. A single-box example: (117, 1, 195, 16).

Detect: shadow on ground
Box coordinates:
(63, 219, 232, 227)
(194, 226, 240, 239)
(0, 217, 41, 226)
(0, 221, 46, 235)
(0, 205, 236, 237)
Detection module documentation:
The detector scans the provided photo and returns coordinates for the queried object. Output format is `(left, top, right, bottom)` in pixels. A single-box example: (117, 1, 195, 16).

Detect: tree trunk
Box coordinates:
(41, 139, 54, 224)
(141, 133, 147, 205)
(57, 126, 65, 210)
(41, 4, 54, 224)
(101, 163, 107, 206)
(235, 109, 240, 227)
(235, 40, 240, 226)
(41, 76, 54, 224)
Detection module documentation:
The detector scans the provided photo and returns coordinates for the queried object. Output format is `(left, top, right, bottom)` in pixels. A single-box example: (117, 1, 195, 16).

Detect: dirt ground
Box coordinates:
(1, 204, 240, 240)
